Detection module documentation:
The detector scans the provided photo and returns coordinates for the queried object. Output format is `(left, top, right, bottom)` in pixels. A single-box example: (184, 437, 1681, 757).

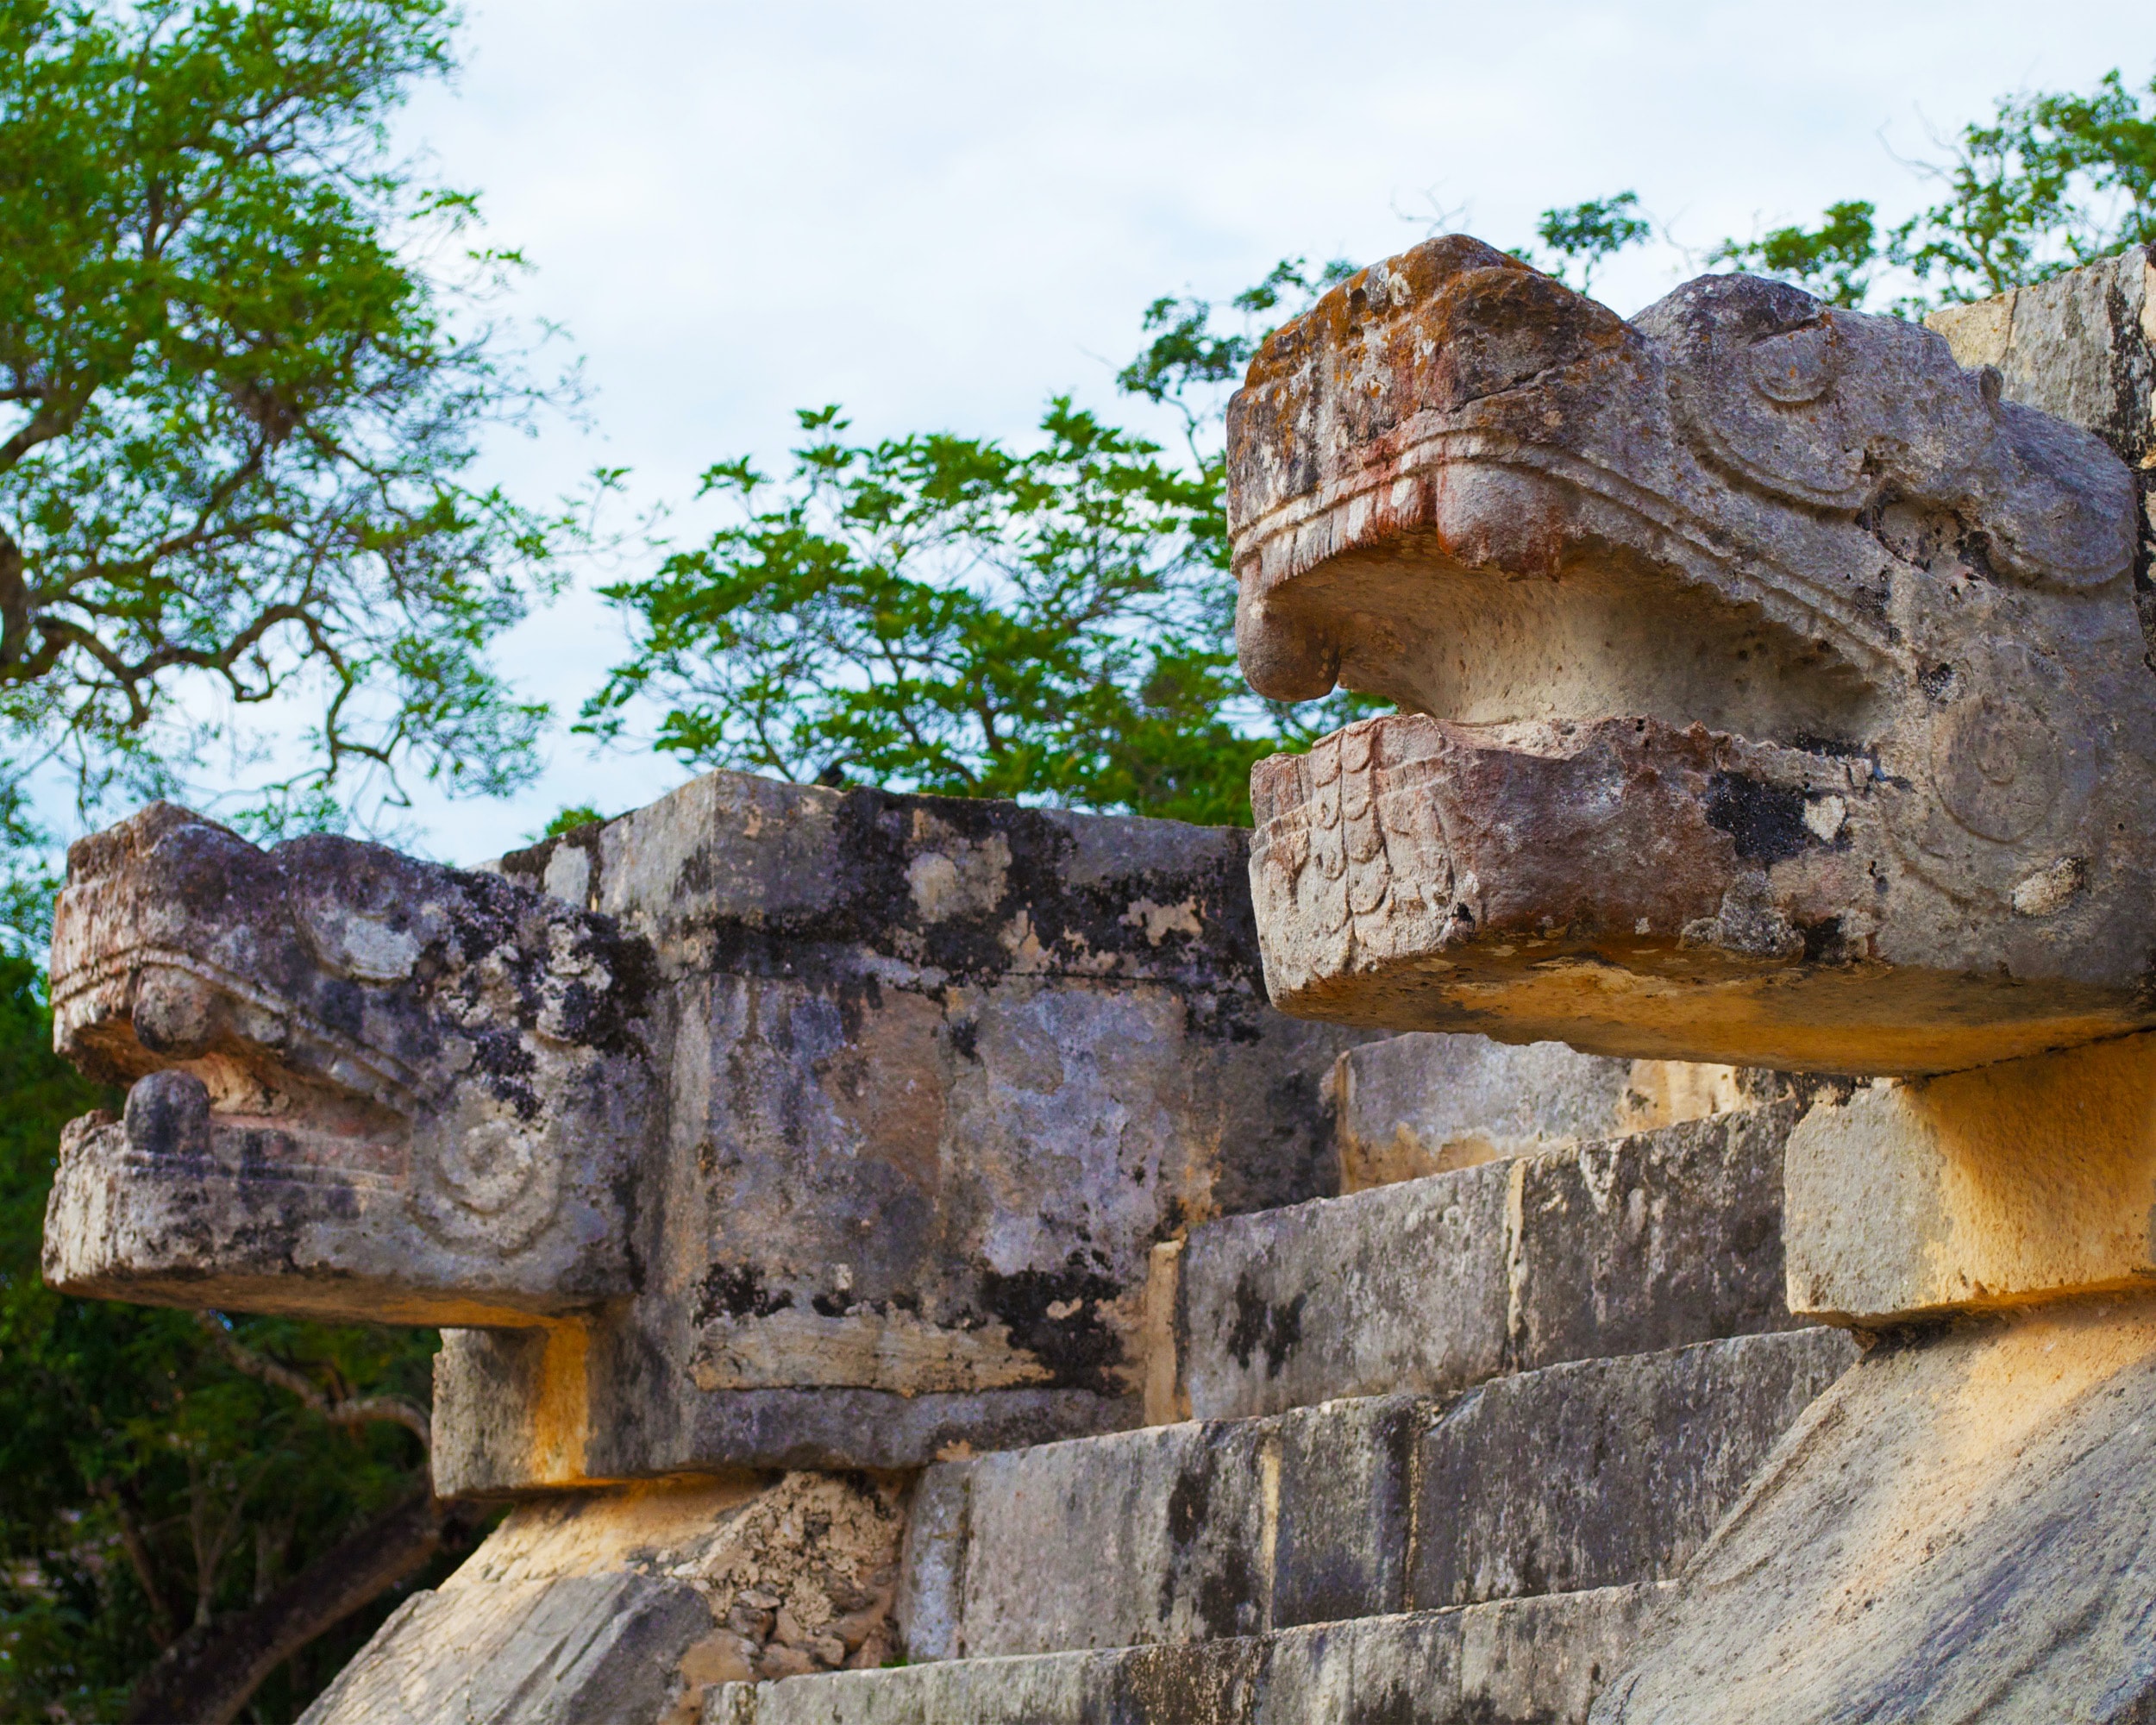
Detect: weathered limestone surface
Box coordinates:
(895, 1328, 1851, 1663)
(1161, 1102, 1812, 1423)
(718, 1585, 1664, 1725)
(1591, 1295, 2156, 1723)
(300, 1474, 904, 1725)
(1230, 236, 2151, 1075)
(1412, 1329, 1855, 1610)
(1930, 245, 2153, 613)
(43, 803, 652, 1325)
(1784, 1029, 2156, 1324)
(1328, 1030, 1754, 1189)
(43, 775, 1365, 1477)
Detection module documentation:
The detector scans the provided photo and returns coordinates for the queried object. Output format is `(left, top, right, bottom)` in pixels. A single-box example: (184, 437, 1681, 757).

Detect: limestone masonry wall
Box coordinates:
(39, 242, 2156, 1725)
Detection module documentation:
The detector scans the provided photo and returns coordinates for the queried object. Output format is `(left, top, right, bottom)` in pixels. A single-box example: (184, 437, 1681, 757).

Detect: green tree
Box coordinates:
(0, 0, 575, 858)
(1712, 199, 1880, 308)
(1525, 191, 1652, 292)
(0, 2, 552, 1713)
(583, 402, 1278, 825)
(1892, 66, 2156, 303)
(0, 953, 475, 1723)
(1708, 66, 2156, 312)
(585, 260, 1376, 829)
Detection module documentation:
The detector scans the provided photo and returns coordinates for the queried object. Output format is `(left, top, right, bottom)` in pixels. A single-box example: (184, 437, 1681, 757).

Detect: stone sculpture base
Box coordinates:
(1592, 1295, 2156, 1723)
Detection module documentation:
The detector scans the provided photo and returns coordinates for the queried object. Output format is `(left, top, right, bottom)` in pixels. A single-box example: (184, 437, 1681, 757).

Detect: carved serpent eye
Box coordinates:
(1667, 310, 1868, 508)
(1747, 323, 1839, 405)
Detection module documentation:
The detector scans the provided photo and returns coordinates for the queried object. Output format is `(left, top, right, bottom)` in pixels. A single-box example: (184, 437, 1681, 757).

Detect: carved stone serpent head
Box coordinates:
(1229, 236, 2147, 1074)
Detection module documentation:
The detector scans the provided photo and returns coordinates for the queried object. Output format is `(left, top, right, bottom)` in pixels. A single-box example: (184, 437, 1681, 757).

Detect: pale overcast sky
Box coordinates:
(227, 3, 2156, 859)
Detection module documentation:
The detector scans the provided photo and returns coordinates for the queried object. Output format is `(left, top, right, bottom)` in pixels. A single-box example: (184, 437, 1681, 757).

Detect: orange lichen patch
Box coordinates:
(1787, 1032, 2156, 1323)
(524, 1320, 592, 1486)
(442, 1475, 768, 1590)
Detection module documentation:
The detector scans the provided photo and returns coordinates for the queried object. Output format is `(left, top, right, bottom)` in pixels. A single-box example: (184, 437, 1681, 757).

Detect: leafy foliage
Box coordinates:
(1890, 67, 2156, 303)
(0, 955, 452, 1722)
(1526, 191, 1651, 291)
(541, 804, 605, 838)
(0, 0, 574, 835)
(1712, 200, 1880, 308)
(0, 779, 55, 960)
(586, 260, 1377, 829)
(585, 402, 1285, 825)
(1708, 66, 2156, 312)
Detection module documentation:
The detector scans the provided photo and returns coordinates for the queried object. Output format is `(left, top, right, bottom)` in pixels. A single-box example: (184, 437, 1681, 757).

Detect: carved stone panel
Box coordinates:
(41, 775, 1363, 1479)
(1228, 238, 2153, 1073)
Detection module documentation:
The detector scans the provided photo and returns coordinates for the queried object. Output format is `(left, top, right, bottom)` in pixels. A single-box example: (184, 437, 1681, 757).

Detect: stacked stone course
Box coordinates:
(40, 242, 2156, 1723)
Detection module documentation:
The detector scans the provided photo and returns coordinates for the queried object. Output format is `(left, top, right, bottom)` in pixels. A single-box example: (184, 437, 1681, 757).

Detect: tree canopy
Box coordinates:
(582, 265, 1374, 828)
(0, 0, 572, 848)
(0, 3, 535, 1714)
(1559, 67, 2156, 311)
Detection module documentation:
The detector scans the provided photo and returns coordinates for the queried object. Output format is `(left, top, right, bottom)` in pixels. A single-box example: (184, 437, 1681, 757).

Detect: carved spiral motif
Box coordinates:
(1928, 693, 2064, 844)
(409, 1090, 563, 1254)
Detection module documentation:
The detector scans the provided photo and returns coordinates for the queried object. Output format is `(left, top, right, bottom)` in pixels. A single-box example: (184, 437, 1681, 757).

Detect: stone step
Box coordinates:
(713, 1585, 1663, 1725)
(1153, 1099, 1812, 1425)
(1327, 1029, 1771, 1191)
(899, 1327, 1855, 1663)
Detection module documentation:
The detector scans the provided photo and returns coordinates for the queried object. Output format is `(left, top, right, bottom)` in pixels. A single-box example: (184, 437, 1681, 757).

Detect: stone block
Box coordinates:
(1784, 1030, 2156, 1325)
(1412, 1328, 1857, 1609)
(1932, 248, 2156, 684)
(41, 777, 1364, 1478)
(1590, 1295, 2156, 1724)
(1169, 1103, 1807, 1423)
(1227, 238, 2152, 1075)
(719, 1586, 1660, 1725)
(1247, 1587, 1661, 1725)
(899, 1394, 1426, 1660)
(1929, 244, 2153, 467)
(300, 1474, 904, 1725)
(895, 1328, 1848, 1665)
(1328, 1030, 1756, 1189)
(1174, 1149, 1510, 1422)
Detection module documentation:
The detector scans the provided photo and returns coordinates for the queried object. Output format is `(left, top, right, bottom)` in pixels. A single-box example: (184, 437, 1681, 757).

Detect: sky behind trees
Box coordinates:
(175, 1, 2156, 858)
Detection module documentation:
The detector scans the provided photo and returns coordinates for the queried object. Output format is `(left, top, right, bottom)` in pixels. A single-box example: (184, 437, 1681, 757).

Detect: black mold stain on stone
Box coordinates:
(1225, 1270, 1306, 1380)
(1161, 1447, 1260, 1640)
(1705, 773, 1810, 864)
(1193, 1546, 1257, 1641)
(1799, 915, 1846, 963)
(694, 1262, 796, 1326)
(1166, 1460, 1210, 1546)
(979, 1258, 1125, 1395)
(686, 784, 1268, 999)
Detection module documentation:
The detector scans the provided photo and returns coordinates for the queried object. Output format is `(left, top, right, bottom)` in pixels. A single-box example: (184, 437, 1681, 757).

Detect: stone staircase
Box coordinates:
(707, 1070, 1859, 1724)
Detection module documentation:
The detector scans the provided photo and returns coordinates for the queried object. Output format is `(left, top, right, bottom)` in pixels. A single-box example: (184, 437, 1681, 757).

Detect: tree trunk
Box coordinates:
(121, 1493, 473, 1725)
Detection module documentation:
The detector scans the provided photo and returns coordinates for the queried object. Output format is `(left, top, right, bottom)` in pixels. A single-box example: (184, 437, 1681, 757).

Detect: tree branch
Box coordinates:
(121, 1492, 479, 1725)
(192, 1312, 431, 1455)
(0, 528, 27, 673)
(99, 1481, 179, 1651)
